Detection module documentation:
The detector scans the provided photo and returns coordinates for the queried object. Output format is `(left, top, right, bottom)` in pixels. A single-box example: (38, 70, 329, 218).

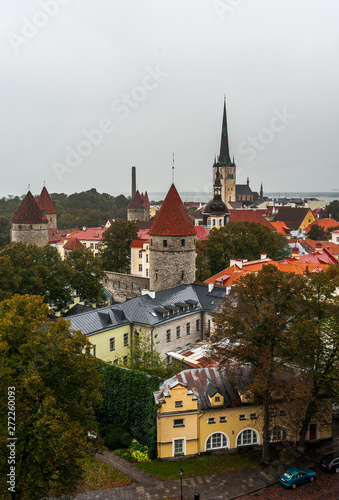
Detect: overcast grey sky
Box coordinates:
(1, 0, 339, 199)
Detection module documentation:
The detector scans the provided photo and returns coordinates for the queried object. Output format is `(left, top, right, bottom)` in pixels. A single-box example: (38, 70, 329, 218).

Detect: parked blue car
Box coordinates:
(279, 467, 316, 489)
(320, 452, 339, 473)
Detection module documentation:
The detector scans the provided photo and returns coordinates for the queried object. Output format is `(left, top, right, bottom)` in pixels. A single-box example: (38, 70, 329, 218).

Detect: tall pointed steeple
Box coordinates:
(218, 97, 233, 166)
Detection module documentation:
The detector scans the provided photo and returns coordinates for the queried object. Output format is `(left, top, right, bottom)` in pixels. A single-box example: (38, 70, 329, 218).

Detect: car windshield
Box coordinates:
(282, 471, 293, 479)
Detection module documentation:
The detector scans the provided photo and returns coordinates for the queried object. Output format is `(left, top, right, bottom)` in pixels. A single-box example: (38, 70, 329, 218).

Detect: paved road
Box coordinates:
(239, 468, 339, 499)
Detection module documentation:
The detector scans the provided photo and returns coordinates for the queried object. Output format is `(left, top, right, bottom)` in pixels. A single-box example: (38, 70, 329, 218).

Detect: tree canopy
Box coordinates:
(203, 222, 291, 277)
(323, 200, 339, 222)
(0, 243, 106, 310)
(0, 295, 103, 499)
(100, 220, 138, 273)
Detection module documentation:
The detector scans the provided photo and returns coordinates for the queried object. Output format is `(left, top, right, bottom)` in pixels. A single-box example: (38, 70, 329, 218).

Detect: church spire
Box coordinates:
(218, 97, 233, 166)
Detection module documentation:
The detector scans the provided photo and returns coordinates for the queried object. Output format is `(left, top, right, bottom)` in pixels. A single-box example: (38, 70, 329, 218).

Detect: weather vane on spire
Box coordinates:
(172, 153, 175, 184)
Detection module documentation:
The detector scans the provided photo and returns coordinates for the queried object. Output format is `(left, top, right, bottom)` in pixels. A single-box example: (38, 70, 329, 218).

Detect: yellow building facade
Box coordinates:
(154, 368, 332, 459)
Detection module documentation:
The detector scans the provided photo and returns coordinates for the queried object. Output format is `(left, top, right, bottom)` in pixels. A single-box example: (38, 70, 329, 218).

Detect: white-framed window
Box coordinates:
(146, 254, 149, 263)
(173, 418, 185, 427)
(139, 264, 143, 272)
(139, 250, 142, 258)
(237, 429, 259, 447)
(166, 329, 171, 342)
(176, 326, 180, 338)
(173, 438, 185, 456)
(186, 323, 191, 335)
(124, 333, 128, 346)
(90, 243, 94, 249)
(146, 268, 149, 277)
(206, 432, 228, 451)
(208, 417, 216, 424)
(95, 243, 98, 250)
(269, 427, 287, 442)
(109, 337, 115, 351)
(220, 416, 227, 423)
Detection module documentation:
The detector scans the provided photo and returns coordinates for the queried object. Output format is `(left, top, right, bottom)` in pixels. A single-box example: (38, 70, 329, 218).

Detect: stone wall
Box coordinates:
(11, 223, 49, 247)
(149, 234, 196, 292)
(104, 271, 150, 302)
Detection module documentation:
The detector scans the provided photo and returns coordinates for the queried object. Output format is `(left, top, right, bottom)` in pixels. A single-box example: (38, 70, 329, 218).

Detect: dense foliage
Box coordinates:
(308, 224, 339, 240)
(0, 243, 106, 310)
(323, 200, 339, 222)
(203, 222, 291, 276)
(100, 220, 138, 272)
(0, 295, 103, 499)
(96, 364, 160, 458)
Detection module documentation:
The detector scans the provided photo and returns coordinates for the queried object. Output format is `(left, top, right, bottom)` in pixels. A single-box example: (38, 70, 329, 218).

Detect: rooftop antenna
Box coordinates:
(172, 153, 175, 185)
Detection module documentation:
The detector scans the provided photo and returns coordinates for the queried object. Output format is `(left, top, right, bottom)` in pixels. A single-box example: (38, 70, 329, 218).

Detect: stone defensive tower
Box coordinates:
(11, 191, 49, 247)
(37, 186, 57, 228)
(149, 184, 196, 292)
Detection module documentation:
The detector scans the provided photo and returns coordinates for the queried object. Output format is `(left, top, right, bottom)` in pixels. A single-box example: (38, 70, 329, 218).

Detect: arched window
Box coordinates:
(206, 432, 228, 451)
(269, 427, 287, 442)
(237, 429, 259, 447)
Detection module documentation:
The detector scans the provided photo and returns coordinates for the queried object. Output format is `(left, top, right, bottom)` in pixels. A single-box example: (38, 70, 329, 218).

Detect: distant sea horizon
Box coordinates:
(144, 191, 339, 204)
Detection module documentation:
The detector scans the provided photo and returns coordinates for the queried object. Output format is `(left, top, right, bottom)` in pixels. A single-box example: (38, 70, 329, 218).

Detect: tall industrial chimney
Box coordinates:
(131, 166, 136, 197)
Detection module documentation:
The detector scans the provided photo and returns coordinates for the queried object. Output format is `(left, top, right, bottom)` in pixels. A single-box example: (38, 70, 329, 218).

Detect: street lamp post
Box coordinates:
(179, 467, 183, 500)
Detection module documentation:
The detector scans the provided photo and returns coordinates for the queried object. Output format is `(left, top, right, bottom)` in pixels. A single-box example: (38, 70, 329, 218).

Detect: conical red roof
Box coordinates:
(37, 186, 57, 214)
(128, 190, 144, 209)
(11, 191, 48, 224)
(63, 237, 84, 250)
(149, 184, 196, 236)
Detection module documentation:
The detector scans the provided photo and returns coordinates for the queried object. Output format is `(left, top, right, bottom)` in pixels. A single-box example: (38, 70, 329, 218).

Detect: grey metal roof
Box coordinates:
(69, 283, 227, 336)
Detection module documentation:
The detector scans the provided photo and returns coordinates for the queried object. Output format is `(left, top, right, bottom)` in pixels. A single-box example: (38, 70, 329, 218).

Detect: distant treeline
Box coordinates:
(0, 188, 131, 247)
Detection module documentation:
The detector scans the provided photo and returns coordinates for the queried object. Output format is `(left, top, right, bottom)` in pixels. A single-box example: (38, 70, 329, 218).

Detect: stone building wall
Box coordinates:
(46, 213, 57, 228)
(104, 271, 150, 302)
(127, 207, 148, 222)
(11, 223, 49, 247)
(149, 234, 196, 292)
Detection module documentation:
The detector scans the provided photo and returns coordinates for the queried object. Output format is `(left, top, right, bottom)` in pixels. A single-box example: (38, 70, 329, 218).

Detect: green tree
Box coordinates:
(0, 215, 10, 248)
(205, 222, 290, 276)
(290, 266, 339, 450)
(0, 295, 103, 499)
(66, 247, 106, 306)
(100, 220, 138, 272)
(211, 265, 304, 463)
(195, 241, 211, 281)
(308, 224, 328, 241)
(323, 200, 339, 222)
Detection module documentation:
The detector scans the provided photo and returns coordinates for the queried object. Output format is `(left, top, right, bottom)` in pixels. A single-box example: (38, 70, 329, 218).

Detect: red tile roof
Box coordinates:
(63, 237, 84, 250)
(270, 221, 290, 235)
(195, 226, 209, 241)
(149, 184, 196, 236)
(128, 190, 144, 209)
(67, 227, 106, 241)
(11, 191, 48, 224)
(305, 218, 339, 232)
(141, 191, 150, 208)
(229, 209, 276, 230)
(37, 186, 57, 214)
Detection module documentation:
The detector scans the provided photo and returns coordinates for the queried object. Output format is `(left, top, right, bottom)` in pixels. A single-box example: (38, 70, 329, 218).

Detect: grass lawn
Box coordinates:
(75, 454, 132, 493)
(133, 449, 261, 480)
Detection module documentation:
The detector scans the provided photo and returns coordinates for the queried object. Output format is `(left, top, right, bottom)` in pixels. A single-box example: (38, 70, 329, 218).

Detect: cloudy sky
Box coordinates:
(1, 0, 339, 199)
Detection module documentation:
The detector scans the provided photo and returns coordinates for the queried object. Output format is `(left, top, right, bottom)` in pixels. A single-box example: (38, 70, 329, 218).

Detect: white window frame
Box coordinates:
(109, 337, 115, 351)
(172, 437, 186, 456)
(236, 429, 260, 447)
(205, 432, 229, 451)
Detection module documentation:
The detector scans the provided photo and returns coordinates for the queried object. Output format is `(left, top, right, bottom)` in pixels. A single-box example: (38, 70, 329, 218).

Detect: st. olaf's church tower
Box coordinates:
(212, 98, 259, 207)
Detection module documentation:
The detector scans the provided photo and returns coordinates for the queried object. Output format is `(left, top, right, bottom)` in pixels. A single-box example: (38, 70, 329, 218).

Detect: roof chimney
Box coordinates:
(142, 289, 155, 299)
(261, 254, 267, 260)
(132, 166, 136, 197)
(208, 283, 214, 293)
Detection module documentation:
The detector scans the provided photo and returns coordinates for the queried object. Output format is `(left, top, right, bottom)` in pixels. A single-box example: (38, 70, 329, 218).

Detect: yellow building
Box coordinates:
(154, 367, 332, 459)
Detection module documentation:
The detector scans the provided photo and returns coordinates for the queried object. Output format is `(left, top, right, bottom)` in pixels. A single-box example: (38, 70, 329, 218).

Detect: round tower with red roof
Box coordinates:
(37, 186, 57, 228)
(149, 184, 196, 292)
(10, 191, 49, 247)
